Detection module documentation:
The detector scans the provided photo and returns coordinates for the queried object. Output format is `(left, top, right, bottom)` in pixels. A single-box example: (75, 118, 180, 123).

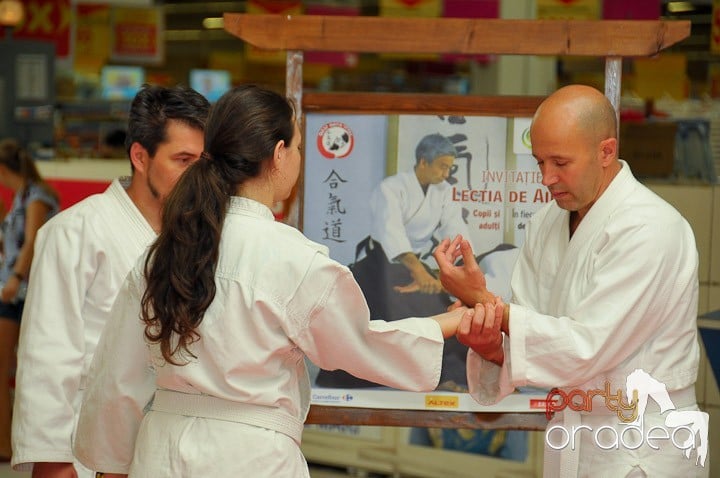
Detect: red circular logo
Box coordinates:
(317, 122, 354, 159)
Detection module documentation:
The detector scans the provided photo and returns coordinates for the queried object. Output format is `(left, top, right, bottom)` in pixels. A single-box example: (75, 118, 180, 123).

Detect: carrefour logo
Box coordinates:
(311, 392, 353, 403)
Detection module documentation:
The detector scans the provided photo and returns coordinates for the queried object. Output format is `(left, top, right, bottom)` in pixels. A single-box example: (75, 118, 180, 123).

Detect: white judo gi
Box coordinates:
(370, 170, 470, 266)
(11, 179, 156, 476)
(467, 162, 707, 477)
(74, 197, 445, 477)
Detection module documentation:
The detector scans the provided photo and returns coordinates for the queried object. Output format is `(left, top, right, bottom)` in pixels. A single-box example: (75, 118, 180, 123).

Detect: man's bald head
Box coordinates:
(533, 85, 617, 147)
(529, 84, 622, 220)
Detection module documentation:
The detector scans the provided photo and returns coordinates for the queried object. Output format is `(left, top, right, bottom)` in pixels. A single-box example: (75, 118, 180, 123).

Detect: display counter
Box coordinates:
(36, 158, 129, 181)
(0, 159, 127, 213)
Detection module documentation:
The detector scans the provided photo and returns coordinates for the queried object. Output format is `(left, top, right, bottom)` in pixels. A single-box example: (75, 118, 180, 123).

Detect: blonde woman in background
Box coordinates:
(0, 139, 59, 461)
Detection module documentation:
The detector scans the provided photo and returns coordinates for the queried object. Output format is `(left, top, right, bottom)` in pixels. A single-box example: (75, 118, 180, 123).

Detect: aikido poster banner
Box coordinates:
(302, 112, 550, 409)
(302, 112, 549, 463)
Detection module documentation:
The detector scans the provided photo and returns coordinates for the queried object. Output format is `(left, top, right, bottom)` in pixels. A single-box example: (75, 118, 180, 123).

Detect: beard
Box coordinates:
(146, 174, 161, 201)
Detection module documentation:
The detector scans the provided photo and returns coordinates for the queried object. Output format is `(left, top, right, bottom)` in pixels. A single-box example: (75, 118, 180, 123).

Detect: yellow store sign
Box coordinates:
(425, 395, 459, 409)
(537, 0, 600, 20)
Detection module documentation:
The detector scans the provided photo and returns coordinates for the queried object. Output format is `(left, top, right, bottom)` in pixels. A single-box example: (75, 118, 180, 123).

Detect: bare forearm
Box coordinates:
(468, 289, 496, 307)
(483, 344, 505, 367)
(502, 303, 510, 335)
(31, 461, 78, 478)
(432, 307, 465, 338)
(13, 243, 35, 278)
(483, 304, 510, 365)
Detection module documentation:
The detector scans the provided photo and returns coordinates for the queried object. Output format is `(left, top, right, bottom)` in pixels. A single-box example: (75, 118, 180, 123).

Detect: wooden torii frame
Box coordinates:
(224, 14, 690, 431)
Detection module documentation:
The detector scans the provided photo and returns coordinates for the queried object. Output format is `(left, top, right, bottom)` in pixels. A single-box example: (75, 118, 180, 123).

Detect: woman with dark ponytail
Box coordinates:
(74, 85, 466, 477)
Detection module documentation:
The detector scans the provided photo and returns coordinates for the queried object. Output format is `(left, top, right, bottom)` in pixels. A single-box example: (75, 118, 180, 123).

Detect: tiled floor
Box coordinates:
(0, 464, 25, 478)
(0, 463, 358, 477)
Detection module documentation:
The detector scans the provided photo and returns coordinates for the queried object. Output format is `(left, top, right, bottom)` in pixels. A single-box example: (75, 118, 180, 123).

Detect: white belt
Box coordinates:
(557, 385, 696, 478)
(151, 389, 304, 445)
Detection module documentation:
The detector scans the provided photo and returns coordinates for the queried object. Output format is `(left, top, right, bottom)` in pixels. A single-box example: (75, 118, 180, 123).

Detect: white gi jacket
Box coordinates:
(370, 170, 470, 266)
(12, 179, 156, 475)
(467, 162, 705, 477)
(74, 197, 445, 477)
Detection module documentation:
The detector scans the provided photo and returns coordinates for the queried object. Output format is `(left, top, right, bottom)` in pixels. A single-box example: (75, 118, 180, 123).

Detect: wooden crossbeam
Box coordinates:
(224, 14, 690, 57)
(306, 406, 548, 430)
(302, 92, 544, 116)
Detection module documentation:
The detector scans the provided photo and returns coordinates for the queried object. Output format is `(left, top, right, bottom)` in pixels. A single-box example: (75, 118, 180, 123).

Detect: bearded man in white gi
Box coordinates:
(11, 85, 209, 478)
(435, 85, 706, 477)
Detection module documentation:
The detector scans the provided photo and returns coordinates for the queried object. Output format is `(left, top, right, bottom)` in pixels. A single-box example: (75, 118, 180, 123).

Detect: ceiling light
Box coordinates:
(202, 17, 224, 29)
(666, 1, 695, 14)
(0, 0, 24, 27)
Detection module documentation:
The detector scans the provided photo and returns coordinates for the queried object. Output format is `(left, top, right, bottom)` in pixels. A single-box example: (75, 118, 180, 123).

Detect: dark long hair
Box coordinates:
(0, 139, 58, 202)
(141, 85, 295, 365)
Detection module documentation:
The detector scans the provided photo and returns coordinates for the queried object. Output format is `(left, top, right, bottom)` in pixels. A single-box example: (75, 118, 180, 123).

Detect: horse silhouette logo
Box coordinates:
(626, 369, 708, 467)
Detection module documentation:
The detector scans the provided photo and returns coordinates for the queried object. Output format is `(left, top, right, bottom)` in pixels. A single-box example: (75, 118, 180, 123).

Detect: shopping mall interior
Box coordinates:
(1, 0, 720, 477)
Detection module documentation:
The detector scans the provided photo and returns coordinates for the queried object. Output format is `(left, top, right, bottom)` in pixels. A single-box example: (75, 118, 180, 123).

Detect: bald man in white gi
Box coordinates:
(435, 85, 706, 477)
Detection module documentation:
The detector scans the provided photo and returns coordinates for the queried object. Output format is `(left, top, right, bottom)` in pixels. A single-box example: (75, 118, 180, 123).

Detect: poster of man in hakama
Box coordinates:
(302, 112, 548, 461)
